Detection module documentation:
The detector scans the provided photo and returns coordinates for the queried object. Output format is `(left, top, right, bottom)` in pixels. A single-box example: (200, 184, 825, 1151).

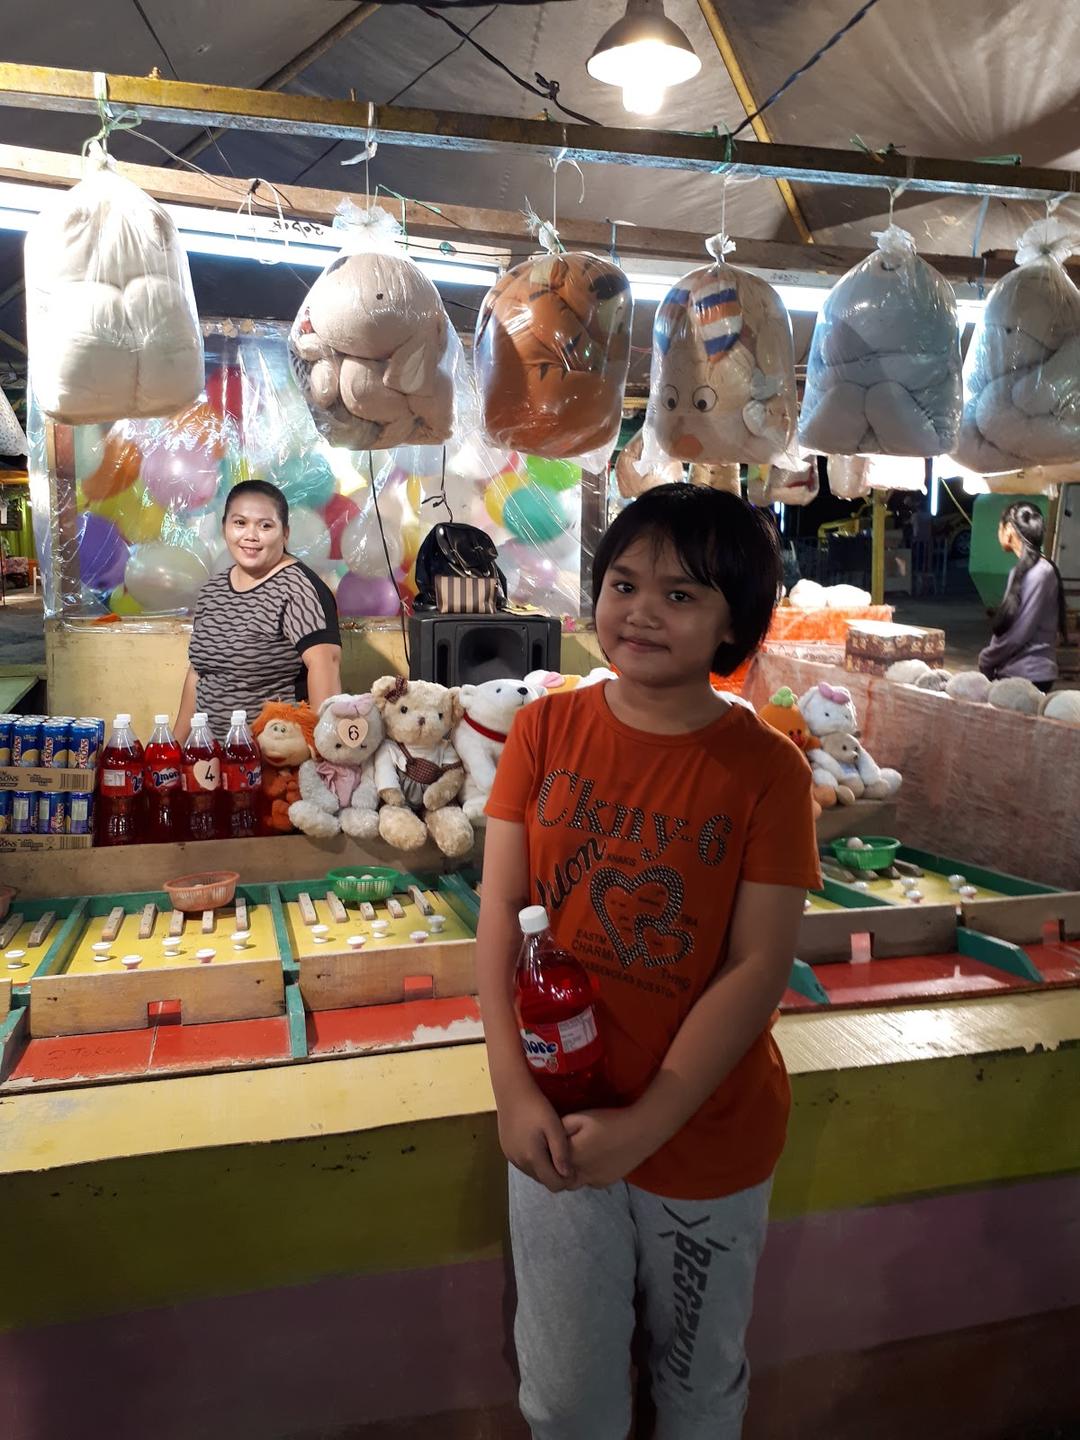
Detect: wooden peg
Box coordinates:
(138, 903, 158, 940)
(27, 911, 57, 948)
(325, 893, 348, 924)
(234, 896, 249, 931)
(168, 909, 185, 937)
(297, 893, 318, 926)
(386, 897, 405, 921)
(201, 909, 215, 934)
(359, 901, 376, 922)
(0, 914, 24, 949)
(101, 907, 125, 943)
(408, 886, 434, 917)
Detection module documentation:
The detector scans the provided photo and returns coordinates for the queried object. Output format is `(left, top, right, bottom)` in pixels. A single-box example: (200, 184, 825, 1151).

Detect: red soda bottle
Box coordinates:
(182, 712, 223, 842)
(143, 714, 183, 843)
(221, 709, 262, 839)
(94, 713, 145, 846)
(515, 905, 606, 1115)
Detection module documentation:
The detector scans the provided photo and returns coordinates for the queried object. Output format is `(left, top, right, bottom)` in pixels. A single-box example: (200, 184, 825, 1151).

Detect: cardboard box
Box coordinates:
(0, 766, 94, 793)
(845, 620, 946, 675)
(0, 833, 93, 852)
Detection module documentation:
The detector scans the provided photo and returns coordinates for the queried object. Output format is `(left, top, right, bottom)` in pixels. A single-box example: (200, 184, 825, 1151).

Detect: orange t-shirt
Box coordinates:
(486, 681, 822, 1201)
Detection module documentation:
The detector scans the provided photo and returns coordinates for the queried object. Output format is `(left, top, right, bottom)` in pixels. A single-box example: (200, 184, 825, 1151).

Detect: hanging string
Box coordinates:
(420, 448, 454, 523)
(80, 72, 142, 158)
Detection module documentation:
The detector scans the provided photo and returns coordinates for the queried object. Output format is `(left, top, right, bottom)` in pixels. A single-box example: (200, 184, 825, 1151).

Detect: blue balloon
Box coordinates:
(274, 452, 338, 509)
(77, 512, 129, 591)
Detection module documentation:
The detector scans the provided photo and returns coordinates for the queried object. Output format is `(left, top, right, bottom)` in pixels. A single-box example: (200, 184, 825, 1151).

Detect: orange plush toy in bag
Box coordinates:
(475, 251, 632, 464)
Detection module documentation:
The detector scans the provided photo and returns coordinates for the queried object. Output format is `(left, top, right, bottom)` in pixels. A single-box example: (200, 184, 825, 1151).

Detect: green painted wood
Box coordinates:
(788, 958, 831, 1005)
(0, 676, 36, 711)
(438, 873, 480, 929)
(957, 926, 1044, 983)
(898, 847, 1057, 897)
(267, 886, 297, 979)
(29, 897, 88, 982)
(819, 878, 887, 910)
(284, 978, 307, 1060)
(0, 1003, 27, 1082)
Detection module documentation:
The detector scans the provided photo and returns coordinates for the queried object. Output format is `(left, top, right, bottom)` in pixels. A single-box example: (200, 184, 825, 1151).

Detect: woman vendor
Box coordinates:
(978, 500, 1067, 693)
(175, 480, 342, 740)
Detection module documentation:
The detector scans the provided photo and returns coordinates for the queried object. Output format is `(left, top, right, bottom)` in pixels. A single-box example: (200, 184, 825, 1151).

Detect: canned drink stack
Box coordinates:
(10, 791, 34, 834)
(37, 791, 68, 835)
(0, 714, 15, 766)
(11, 717, 42, 767)
(66, 790, 93, 836)
(0, 791, 11, 833)
(68, 718, 103, 770)
(40, 718, 71, 768)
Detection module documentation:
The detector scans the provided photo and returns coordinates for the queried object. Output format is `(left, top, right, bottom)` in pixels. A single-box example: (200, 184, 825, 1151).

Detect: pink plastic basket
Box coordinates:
(163, 871, 239, 913)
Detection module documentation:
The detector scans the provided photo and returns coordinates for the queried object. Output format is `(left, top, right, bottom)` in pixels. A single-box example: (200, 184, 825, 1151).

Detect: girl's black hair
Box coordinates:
(591, 484, 781, 675)
(992, 500, 1067, 641)
(223, 480, 290, 531)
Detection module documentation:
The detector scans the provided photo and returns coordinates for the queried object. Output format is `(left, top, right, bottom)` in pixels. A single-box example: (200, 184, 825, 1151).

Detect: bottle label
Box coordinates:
(101, 767, 144, 796)
(147, 765, 181, 792)
(222, 761, 262, 793)
(183, 758, 221, 792)
(520, 1006, 601, 1075)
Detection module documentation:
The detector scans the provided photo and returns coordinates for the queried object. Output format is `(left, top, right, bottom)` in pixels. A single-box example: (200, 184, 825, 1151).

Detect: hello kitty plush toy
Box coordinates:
(798, 681, 901, 800)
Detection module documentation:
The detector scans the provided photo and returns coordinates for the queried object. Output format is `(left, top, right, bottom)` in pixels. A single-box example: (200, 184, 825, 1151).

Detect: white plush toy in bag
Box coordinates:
(640, 236, 796, 470)
(953, 219, 1080, 473)
(799, 226, 962, 457)
(24, 148, 203, 425)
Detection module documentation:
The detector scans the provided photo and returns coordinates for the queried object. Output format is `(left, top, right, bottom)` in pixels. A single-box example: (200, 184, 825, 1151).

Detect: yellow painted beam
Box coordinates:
(695, 0, 814, 244)
(872, 487, 887, 604)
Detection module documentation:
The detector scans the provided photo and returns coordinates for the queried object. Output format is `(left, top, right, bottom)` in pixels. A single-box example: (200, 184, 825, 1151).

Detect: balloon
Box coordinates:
(323, 492, 362, 559)
(503, 485, 567, 546)
(81, 429, 143, 502)
(143, 444, 220, 513)
(336, 572, 402, 617)
(124, 543, 209, 612)
(484, 470, 525, 527)
(77, 513, 129, 591)
(285, 505, 332, 563)
(525, 455, 581, 492)
(275, 450, 338, 510)
(205, 363, 243, 426)
(341, 502, 404, 576)
(74, 425, 107, 483)
(312, 562, 345, 596)
(108, 584, 144, 616)
(91, 485, 167, 545)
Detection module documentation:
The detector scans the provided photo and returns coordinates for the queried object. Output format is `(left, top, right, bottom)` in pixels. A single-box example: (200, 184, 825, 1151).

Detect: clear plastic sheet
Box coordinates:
(746, 457, 819, 506)
(953, 219, 1080, 473)
(289, 204, 461, 451)
(474, 251, 632, 472)
(613, 430, 684, 499)
(799, 226, 961, 457)
(640, 238, 796, 469)
(29, 320, 591, 622)
(24, 147, 203, 426)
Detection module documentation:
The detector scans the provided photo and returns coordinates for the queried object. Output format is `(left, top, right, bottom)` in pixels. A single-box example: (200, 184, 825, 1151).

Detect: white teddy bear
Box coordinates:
(455, 678, 541, 823)
(288, 693, 384, 840)
(799, 681, 902, 800)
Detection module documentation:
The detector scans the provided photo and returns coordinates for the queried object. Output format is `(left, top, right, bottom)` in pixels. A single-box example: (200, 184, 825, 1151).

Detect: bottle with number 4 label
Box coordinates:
(515, 905, 606, 1115)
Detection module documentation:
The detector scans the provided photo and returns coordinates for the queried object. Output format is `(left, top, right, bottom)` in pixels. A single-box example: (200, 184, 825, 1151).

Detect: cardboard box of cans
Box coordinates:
(0, 714, 102, 842)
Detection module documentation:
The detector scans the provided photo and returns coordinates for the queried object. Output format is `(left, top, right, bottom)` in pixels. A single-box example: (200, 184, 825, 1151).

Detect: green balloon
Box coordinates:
(503, 485, 566, 546)
(525, 455, 582, 492)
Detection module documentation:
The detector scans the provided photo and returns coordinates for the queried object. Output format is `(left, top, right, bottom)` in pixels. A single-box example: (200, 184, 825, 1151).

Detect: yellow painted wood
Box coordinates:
(0, 977, 9, 1018)
(872, 490, 887, 605)
(62, 902, 276, 975)
(0, 918, 38, 981)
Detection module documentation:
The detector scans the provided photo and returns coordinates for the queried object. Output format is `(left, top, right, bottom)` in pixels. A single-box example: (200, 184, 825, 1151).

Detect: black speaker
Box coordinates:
(409, 612, 562, 686)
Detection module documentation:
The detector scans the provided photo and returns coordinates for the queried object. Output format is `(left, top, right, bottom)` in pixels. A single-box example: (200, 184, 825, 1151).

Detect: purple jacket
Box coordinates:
(978, 557, 1059, 683)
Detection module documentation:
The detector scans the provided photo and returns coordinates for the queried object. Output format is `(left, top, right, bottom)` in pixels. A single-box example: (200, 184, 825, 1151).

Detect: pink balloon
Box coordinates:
(143, 446, 220, 513)
(336, 571, 402, 617)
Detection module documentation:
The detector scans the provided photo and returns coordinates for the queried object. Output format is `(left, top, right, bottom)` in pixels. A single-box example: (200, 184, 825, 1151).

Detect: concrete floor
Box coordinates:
(0, 589, 45, 666)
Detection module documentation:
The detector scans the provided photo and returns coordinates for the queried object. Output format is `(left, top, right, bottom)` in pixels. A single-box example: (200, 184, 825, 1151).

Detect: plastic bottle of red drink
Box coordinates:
(143, 713, 183, 844)
(95, 713, 145, 847)
(515, 905, 606, 1115)
(222, 709, 262, 839)
(182, 712, 223, 843)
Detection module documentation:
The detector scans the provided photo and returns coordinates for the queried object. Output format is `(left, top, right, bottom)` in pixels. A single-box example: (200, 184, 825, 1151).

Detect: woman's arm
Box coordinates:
(477, 817, 575, 1191)
(303, 643, 342, 714)
(564, 879, 805, 1187)
(174, 665, 199, 745)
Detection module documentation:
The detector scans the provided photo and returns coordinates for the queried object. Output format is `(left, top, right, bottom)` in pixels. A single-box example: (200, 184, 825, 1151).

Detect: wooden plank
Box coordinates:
(0, 914, 24, 949)
(325, 892, 348, 925)
(201, 910, 215, 935)
(26, 912, 56, 948)
(100, 907, 125, 943)
(234, 896, 249, 932)
(297, 936, 476, 1012)
(359, 902, 376, 923)
(0, 1001, 26, 1083)
(386, 897, 405, 921)
(960, 893, 1080, 947)
(408, 886, 434, 918)
(297, 893, 318, 926)
(796, 903, 957, 965)
(168, 909, 185, 938)
(29, 957, 285, 1038)
(0, 975, 10, 1018)
(137, 904, 157, 941)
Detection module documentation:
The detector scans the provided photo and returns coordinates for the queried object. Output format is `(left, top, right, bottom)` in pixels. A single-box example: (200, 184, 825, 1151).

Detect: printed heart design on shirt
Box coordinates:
(590, 865, 692, 970)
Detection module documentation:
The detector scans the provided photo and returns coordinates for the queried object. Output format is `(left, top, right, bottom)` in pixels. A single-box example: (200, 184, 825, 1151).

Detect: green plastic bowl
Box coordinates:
(830, 836, 900, 872)
(326, 866, 399, 903)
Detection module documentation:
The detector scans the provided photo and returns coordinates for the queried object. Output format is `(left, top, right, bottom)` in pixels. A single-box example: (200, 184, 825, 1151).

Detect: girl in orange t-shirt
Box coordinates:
(479, 485, 821, 1439)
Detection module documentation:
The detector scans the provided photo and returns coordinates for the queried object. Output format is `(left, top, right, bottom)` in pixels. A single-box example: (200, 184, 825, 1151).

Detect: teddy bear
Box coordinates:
(475, 251, 632, 459)
(289, 237, 454, 451)
(641, 253, 796, 468)
(372, 676, 474, 857)
(455, 677, 541, 823)
(288, 694, 384, 840)
(251, 701, 316, 833)
(816, 732, 866, 802)
(799, 681, 902, 799)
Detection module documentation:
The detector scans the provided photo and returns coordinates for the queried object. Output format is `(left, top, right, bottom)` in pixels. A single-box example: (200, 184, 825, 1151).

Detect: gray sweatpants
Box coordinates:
(508, 1166, 772, 1440)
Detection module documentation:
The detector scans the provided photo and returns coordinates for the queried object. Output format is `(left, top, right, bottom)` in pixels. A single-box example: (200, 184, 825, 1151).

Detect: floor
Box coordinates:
(0, 588, 45, 666)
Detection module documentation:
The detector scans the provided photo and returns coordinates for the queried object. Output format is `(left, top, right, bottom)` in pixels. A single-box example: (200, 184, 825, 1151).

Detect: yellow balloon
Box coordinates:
(484, 471, 524, 528)
(108, 584, 144, 616)
(91, 485, 166, 545)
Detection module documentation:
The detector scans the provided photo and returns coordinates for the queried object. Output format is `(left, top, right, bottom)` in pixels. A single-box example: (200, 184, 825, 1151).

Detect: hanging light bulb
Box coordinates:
(586, 0, 701, 117)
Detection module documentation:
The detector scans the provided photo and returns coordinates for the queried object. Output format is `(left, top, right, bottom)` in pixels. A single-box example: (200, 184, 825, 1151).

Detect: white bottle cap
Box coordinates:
(230, 709, 247, 725)
(191, 712, 208, 726)
(153, 714, 169, 725)
(114, 713, 131, 726)
(519, 905, 550, 936)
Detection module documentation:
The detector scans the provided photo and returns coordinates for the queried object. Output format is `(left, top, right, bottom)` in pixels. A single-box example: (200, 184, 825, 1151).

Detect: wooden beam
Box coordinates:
(695, 0, 814, 244)
(0, 142, 1035, 285)
(0, 64, 1074, 201)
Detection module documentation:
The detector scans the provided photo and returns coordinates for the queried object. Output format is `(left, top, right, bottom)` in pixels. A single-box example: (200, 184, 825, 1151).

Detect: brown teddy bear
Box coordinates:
(475, 251, 631, 458)
(371, 677, 474, 858)
(251, 701, 316, 833)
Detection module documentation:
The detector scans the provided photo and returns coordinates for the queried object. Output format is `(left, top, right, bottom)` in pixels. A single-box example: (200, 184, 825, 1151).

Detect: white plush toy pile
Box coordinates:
(953, 220, 1080, 473)
(787, 579, 872, 611)
(799, 681, 902, 804)
(24, 152, 203, 424)
(799, 227, 962, 458)
(885, 660, 1080, 724)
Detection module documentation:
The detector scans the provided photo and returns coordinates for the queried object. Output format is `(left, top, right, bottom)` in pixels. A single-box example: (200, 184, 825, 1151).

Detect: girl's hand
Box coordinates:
(563, 1107, 655, 1189)
(497, 1078, 577, 1193)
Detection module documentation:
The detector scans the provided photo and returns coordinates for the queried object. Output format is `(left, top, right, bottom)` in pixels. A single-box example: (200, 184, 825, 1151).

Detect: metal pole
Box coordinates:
(871, 489, 886, 605)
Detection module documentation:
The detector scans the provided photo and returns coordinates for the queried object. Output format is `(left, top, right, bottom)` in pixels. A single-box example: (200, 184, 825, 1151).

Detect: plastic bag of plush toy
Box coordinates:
(746, 455, 819, 507)
(799, 226, 961, 458)
(640, 235, 797, 472)
(289, 203, 463, 451)
(826, 454, 873, 500)
(953, 218, 1080, 473)
(24, 145, 203, 425)
(474, 246, 632, 472)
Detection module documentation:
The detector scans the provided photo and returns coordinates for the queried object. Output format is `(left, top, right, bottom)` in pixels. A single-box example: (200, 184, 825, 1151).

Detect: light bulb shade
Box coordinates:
(587, 0, 701, 90)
